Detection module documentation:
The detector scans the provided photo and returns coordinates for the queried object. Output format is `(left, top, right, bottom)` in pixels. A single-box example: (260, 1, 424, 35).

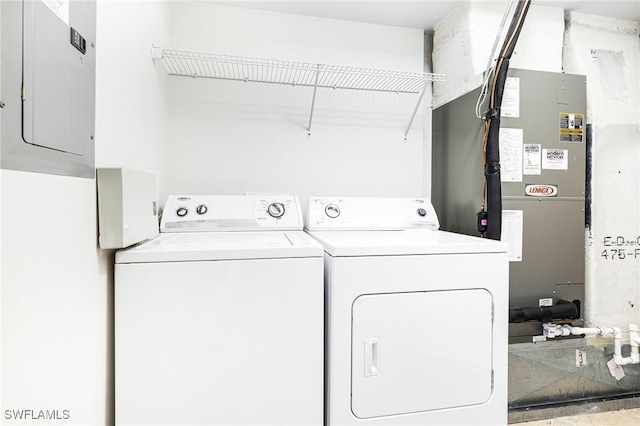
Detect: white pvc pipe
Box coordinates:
(544, 322, 640, 369)
(613, 324, 640, 366)
(568, 326, 617, 336)
(556, 325, 618, 337)
(629, 324, 639, 364)
(543, 324, 619, 339)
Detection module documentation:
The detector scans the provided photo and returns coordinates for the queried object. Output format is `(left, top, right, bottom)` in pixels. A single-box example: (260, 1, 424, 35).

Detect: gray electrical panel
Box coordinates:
(432, 69, 587, 342)
(1, 0, 96, 178)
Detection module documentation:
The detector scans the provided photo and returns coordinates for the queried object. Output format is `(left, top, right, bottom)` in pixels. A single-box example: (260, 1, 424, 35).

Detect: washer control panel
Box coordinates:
(161, 195, 303, 232)
(305, 197, 440, 231)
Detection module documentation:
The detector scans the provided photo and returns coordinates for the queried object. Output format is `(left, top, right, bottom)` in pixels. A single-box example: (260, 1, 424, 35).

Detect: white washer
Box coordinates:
(115, 195, 324, 426)
(305, 197, 509, 426)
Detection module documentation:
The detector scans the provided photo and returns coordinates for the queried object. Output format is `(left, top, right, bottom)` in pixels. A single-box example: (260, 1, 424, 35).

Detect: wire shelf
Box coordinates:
(154, 48, 445, 94)
(151, 46, 445, 140)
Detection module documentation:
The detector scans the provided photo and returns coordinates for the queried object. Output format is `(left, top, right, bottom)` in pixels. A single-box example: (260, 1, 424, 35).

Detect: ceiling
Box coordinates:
(212, 1, 640, 31)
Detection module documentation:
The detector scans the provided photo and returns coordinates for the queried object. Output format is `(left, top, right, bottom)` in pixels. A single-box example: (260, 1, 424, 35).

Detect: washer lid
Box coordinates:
(306, 229, 508, 257)
(115, 231, 323, 263)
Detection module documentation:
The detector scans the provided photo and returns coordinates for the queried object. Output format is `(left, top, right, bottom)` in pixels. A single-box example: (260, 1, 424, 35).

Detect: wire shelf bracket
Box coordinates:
(307, 64, 320, 138)
(151, 46, 445, 140)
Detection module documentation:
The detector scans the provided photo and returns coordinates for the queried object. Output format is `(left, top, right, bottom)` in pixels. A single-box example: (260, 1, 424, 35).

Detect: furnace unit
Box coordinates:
(432, 68, 587, 342)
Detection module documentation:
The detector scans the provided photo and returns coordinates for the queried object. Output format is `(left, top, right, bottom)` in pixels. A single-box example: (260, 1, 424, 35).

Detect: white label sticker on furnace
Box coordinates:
(501, 210, 523, 262)
(542, 149, 568, 170)
(560, 113, 584, 143)
(539, 298, 553, 307)
(501, 77, 520, 118)
(42, 0, 70, 26)
(523, 144, 541, 175)
(499, 128, 523, 182)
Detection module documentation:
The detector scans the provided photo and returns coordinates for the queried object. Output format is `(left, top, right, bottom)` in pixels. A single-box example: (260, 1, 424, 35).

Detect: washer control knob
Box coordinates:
(417, 208, 427, 217)
(267, 203, 286, 218)
(325, 204, 341, 219)
(176, 207, 188, 217)
(196, 204, 208, 215)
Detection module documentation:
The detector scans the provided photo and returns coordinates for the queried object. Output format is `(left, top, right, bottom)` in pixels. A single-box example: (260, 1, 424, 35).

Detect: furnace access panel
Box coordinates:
(432, 69, 587, 342)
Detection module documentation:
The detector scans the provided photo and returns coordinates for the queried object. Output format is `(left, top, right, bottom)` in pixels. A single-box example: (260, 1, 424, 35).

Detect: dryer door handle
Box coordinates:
(364, 338, 380, 377)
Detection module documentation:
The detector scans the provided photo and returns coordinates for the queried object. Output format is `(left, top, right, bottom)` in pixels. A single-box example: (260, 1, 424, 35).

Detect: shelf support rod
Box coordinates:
(307, 64, 321, 137)
(403, 82, 428, 142)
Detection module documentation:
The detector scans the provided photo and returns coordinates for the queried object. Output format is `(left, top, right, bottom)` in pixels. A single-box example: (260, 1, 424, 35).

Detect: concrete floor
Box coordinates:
(511, 408, 640, 425)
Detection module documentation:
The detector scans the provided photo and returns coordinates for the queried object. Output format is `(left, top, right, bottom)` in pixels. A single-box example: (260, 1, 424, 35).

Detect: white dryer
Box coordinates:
(305, 197, 509, 425)
(115, 195, 324, 426)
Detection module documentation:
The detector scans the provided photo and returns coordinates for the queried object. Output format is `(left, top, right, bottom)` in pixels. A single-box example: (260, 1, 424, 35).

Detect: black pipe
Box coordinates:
(483, 0, 531, 240)
(509, 300, 580, 323)
(509, 391, 640, 413)
(484, 61, 508, 240)
(585, 124, 593, 231)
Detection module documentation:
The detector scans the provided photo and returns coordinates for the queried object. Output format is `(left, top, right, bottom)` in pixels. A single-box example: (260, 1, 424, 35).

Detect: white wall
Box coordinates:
(0, 0, 4, 415)
(95, 1, 171, 193)
(1, 172, 109, 425)
(161, 3, 427, 207)
(563, 12, 640, 327)
(433, 1, 565, 107)
(0, 1, 170, 425)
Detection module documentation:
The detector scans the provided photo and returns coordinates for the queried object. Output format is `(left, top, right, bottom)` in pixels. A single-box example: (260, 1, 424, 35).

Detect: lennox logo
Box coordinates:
(525, 184, 558, 197)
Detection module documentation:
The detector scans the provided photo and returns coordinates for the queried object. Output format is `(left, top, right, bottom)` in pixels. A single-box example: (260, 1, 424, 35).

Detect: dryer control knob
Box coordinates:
(176, 207, 188, 217)
(267, 203, 286, 218)
(417, 208, 427, 217)
(325, 204, 341, 219)
(196, 204, 208, 215)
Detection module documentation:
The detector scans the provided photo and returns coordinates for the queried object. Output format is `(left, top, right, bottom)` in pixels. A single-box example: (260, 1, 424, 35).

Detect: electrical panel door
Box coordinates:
(1, 0, 96, 177)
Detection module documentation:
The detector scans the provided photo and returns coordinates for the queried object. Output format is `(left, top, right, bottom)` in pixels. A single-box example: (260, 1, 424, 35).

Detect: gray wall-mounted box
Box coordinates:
(1, 0, 96, 178)
(97, 169, 159, 249)
(432, 69, 587, 342)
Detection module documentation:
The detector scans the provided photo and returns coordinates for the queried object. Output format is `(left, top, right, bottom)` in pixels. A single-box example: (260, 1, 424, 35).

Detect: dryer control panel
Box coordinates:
(161, 195, 303, 232)
(306, 197, 439, 231)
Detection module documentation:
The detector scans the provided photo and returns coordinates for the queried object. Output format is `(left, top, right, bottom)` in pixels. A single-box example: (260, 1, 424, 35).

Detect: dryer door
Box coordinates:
(351, 289, 494, 419)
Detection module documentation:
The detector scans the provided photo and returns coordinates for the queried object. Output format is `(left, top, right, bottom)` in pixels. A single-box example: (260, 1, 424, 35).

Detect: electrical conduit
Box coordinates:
(481, 0, 531, 240)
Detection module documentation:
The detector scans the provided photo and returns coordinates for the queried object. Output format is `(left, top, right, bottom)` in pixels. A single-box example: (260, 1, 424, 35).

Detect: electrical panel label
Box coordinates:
(499, 128, 523, 182)
(542, 149, 568, 170)
(523, 144, 541, 175)
(42, 0, 70, 26)
(560, 113, 584, 142)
